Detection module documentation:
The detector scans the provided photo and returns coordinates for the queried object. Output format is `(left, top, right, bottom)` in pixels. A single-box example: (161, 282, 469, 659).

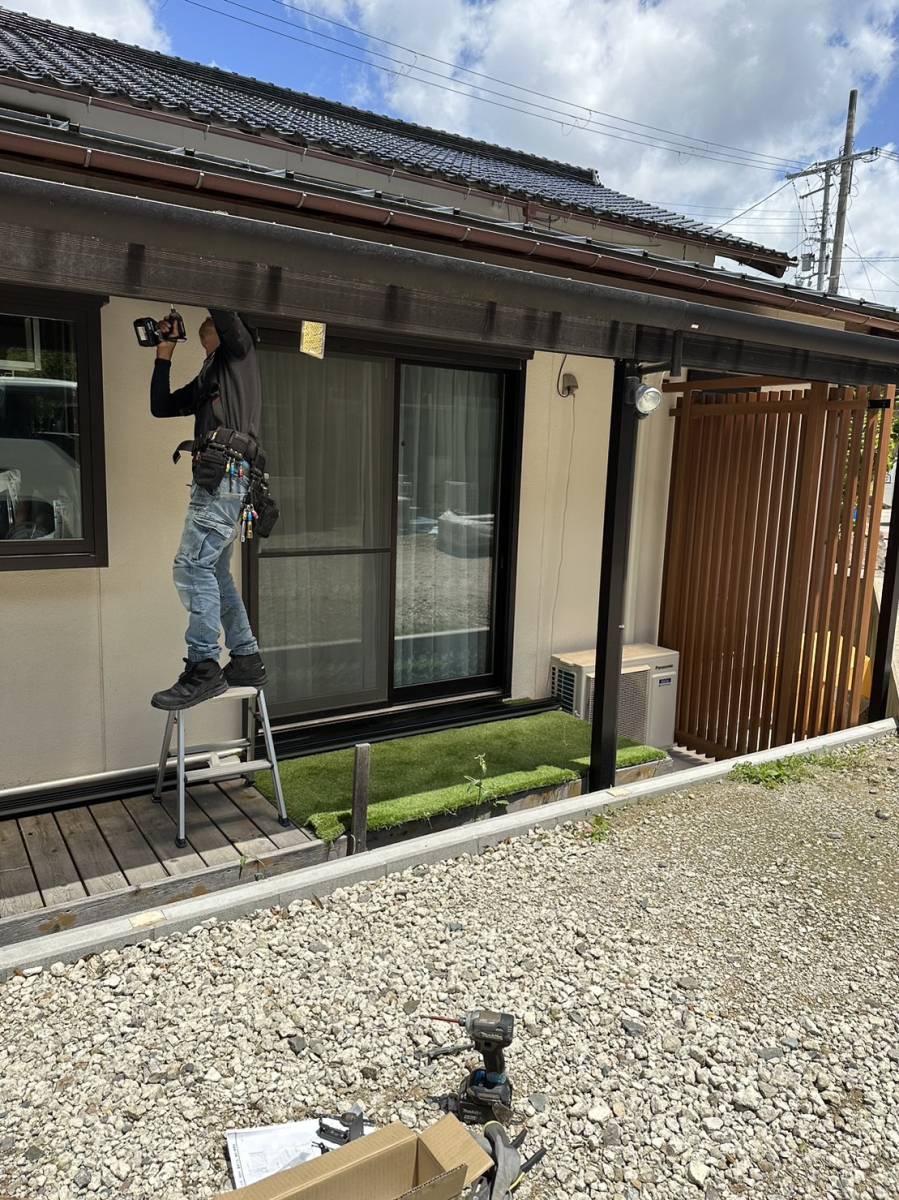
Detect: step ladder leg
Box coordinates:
(175, 711, 188, 848)
(256, 688, 291, 827)
(153, 710, 176, 801)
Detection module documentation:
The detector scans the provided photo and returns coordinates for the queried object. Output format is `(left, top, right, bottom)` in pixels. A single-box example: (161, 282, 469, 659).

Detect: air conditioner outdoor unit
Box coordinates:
(551, 644, 679, 748)
(549, 650, 596, 718)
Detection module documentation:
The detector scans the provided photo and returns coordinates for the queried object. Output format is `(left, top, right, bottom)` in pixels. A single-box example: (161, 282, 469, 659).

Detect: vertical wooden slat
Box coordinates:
(742, 407, 779, 753)
(774, 390, 825, 745)
(726, 406, 768, 753)
(745, 402, 789, 751)
(849, 387, 895, 722)
(675, 403, 715, 741)
(835, 405, 878, 726)
(819, 399, 864, 731)
(760, 405, 803, 748)
(703, 402, 740, 747)
(809, 395, 853, 734)
(715, 397, 754, 751)
(796, 401, 843, 739)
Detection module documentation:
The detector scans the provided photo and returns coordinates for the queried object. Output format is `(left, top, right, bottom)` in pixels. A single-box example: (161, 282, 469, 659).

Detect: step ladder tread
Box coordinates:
(185, 759, 272, 784)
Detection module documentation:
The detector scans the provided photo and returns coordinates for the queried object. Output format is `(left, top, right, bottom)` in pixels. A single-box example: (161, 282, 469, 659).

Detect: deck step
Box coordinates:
(185, 759, 272, 784)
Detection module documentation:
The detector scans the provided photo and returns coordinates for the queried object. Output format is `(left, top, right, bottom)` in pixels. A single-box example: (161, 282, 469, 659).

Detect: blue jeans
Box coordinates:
(173, 466, 259, 664)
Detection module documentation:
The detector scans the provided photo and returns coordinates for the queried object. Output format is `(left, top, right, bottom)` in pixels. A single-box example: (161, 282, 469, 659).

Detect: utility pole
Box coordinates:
(828, 88, 858, 294)
(816, 166, 832, 291)
(787, 89, 877, 294)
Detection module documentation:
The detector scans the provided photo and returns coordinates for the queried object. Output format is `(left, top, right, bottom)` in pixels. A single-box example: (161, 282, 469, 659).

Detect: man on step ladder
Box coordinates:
(148, 308, 274, 710)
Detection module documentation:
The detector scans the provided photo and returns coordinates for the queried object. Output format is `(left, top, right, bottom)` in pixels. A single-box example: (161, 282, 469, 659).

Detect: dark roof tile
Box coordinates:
(0, 6, 789, 269)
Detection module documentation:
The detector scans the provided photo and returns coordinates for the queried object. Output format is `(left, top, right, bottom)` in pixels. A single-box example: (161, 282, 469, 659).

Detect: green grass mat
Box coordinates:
(257, 710, 665, 840)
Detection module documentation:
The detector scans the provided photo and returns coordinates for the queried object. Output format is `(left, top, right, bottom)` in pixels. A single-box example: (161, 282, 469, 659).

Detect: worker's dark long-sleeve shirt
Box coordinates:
(150, 309, 261, 440)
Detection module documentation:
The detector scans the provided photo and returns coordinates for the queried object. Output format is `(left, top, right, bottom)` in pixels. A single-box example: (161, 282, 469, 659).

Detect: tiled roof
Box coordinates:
(0, 6, 790, 272)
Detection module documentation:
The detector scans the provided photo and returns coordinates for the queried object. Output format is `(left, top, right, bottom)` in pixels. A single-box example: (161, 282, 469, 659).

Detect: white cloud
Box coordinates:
(305, 0, 899, 299)
(13, 0, 170, 51)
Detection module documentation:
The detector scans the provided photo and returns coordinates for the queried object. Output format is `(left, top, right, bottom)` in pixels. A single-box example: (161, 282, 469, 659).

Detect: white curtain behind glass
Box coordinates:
(395, 365, 501, 687)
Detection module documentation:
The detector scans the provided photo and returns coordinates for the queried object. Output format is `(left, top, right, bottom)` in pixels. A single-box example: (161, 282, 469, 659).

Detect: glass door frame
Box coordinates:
(244, 327, 526, 724)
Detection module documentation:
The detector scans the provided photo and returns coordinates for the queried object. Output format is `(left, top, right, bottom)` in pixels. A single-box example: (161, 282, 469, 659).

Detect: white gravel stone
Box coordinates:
(1, 737, 898, 1199)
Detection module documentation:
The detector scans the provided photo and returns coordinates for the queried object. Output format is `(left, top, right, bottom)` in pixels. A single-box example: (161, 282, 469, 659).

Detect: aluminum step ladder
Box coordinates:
(152, 686, 290, 848)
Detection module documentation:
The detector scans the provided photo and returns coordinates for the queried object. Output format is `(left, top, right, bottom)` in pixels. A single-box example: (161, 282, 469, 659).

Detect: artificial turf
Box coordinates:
(257, 710, 666, 841)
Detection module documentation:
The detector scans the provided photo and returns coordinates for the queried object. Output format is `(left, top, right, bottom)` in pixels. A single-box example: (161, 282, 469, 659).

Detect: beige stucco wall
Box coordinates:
(510, 352, 613, 699)
(2, 297, 240, 789)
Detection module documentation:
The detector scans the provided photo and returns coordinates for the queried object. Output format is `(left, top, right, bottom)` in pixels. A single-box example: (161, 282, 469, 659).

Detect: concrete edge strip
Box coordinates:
(2, 717, 895, 980)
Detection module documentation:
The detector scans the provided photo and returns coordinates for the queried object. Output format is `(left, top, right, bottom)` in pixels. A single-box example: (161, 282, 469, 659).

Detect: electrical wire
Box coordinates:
(846, 216, 880, 300)
(236, 0, 806, 171)
(708, 178, 795, 232)
(181, 0, 804, 172)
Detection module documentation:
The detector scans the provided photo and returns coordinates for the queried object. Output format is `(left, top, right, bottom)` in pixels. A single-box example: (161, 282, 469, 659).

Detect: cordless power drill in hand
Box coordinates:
(427, 1010, 515, 1124)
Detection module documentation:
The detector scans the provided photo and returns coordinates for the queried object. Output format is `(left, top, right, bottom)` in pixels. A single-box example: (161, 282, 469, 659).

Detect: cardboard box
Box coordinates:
(213, 1114, 493, 1200)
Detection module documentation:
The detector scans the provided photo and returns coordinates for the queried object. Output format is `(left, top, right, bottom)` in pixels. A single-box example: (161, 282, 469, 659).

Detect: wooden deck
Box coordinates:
(0, 780, 334, 946)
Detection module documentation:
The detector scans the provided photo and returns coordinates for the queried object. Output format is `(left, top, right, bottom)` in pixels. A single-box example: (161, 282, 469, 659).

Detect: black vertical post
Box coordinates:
(349, 742, 371, 854)
(870, 493, 899, 720)
(589, 361, 641, 793)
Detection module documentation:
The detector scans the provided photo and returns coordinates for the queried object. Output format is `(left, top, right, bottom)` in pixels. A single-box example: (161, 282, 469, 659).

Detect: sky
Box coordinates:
(11, 0, 899, 302)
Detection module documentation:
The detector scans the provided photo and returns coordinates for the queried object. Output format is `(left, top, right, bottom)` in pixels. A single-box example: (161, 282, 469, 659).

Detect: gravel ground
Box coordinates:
(2, 737, 899, 1200)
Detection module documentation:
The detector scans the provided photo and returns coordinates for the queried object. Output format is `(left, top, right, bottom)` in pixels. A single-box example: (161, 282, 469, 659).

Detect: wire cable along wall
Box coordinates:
(660, 379, 895, 758)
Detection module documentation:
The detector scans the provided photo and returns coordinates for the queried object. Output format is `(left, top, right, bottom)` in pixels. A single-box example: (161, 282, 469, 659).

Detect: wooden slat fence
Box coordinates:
(660, 379, 895, 758)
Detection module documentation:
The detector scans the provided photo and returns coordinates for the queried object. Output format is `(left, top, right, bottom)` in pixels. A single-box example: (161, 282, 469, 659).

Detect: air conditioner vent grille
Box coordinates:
(619, 668, 650, 744)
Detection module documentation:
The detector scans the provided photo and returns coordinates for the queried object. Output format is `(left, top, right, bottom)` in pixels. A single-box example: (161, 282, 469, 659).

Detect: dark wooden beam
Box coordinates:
(0, 219, 636, 359)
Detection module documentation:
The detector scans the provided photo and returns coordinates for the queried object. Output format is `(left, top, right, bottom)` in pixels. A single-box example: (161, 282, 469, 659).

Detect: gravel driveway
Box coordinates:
(1, 737, 898, 1200)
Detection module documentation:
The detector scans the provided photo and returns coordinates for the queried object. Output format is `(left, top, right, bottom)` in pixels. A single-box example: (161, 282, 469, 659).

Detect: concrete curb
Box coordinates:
(1, 717, 894, 979)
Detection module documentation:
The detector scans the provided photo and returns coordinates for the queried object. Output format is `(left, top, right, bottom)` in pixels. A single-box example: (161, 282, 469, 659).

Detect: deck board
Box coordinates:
(18, 814, 87, 907)
(218, 780, 311, 847)
(89, 801, 169, 885)
(55, 807, 129, 896)
(189, 784, 277, 857)
(159, 792, 241, 867)
(122, 795, 207, 876)
(0, 820, 42, 917)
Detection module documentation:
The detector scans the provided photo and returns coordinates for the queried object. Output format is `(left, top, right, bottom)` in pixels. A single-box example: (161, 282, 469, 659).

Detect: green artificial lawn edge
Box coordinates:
(308, 765, 579, 843)
(256, 710, 667, 841)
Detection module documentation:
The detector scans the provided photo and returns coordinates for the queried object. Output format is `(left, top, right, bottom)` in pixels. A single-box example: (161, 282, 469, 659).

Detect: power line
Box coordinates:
(241, 0, 806, 171)
(181, 0, 804, 172)
(709, 179, 795, 232)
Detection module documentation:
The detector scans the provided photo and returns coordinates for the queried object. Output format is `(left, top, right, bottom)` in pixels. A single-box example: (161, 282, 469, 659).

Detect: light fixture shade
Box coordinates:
(635, 384, 663, 416)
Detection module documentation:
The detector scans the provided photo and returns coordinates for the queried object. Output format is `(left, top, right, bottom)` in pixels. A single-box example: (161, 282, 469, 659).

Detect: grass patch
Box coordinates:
(308, 765, 578, 843)
(730, 755, 811, 789)
(256, 710, 665, 838)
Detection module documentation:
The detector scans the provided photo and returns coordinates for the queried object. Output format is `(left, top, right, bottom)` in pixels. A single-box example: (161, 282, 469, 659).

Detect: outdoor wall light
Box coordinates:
(627, 380, 664, 419)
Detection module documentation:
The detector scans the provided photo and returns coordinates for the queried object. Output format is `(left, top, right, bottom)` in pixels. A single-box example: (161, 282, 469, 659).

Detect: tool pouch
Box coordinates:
(193, 441, 229, 493)
(252, 487, 279, 538)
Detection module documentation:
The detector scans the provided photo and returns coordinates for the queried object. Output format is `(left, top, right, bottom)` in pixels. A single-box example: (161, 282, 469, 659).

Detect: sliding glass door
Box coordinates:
(255, 350, 393, 715)
(394, 364, 502, 691)
(255, 342, 515, 719)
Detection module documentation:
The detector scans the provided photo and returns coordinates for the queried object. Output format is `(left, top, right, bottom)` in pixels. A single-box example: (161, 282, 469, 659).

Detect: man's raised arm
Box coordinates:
(150, 323, 199, 418)
(209, 309, 253, 360)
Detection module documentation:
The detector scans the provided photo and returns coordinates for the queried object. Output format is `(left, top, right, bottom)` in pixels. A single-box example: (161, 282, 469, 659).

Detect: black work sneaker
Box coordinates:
(224, 651, 267, 688)
(151, 659, 228, 710)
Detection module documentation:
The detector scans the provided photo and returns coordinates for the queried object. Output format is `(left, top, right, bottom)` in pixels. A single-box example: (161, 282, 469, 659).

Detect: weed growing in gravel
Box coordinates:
(730, 756, 811, 789)
(587, 814, 613, 842)
(814, 746, 867, 772)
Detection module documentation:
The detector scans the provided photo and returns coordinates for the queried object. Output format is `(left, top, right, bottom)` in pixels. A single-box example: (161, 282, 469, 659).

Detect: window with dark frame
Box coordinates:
(0, 289, 107, 570)
(249, 332, 523, 722)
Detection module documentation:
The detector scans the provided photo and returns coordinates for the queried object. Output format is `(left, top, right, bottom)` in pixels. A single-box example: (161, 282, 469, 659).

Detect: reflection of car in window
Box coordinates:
(0, 377, 80, 540)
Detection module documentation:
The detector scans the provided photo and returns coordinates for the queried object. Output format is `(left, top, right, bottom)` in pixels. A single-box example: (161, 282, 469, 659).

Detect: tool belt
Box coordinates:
(173, 428, 279, 538)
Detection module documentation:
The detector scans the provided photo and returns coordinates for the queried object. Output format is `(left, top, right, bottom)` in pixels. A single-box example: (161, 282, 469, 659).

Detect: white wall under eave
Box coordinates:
(510, 353, 613, 700)
(2, 297, 240, 790)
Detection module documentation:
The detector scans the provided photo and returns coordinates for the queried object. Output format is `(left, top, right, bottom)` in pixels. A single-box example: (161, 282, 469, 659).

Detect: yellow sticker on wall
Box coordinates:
(299, 320, 326, 359)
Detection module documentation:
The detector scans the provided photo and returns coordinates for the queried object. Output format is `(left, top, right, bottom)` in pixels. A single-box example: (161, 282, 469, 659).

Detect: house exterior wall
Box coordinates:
(3, 297, 240, 789)
(2, 299, 667, 791)
(511, 353, 613, 698)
